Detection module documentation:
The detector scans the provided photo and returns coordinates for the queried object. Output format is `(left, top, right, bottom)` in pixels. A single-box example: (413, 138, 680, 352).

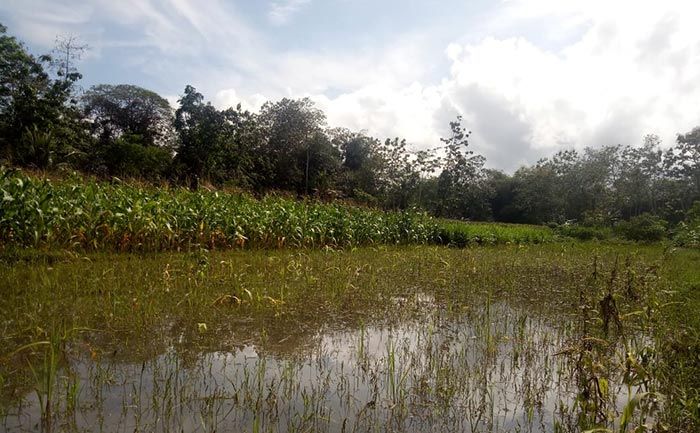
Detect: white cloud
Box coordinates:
(214, 88, 267, 113)
(463, 0, 700, 159)
(268, 0, 311, 26)
(3, 0, 700, 172)
(204, 0, 700, 172)
(304, 0, 700, 171)
(0, 0, 95, 46)
(313, 82, 443, 148)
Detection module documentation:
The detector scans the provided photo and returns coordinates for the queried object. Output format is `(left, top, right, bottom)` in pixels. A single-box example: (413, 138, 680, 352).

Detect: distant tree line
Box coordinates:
(1, 23, 699, 228)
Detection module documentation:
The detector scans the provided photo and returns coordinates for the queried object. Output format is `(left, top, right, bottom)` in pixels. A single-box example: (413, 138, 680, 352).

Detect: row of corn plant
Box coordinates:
(0, 168, 556, 252)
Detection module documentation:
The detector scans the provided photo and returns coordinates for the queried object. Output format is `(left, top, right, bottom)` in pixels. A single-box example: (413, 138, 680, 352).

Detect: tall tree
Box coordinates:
(50, 34, 88, 90)
(79, 84, 175, 178)
(258, 98, 332, 193)
(217, 104, 266, 189)
(614, 136, 665, 219)
(331, 128, 386, 201)
(82, 84, 174, 147)
(0, 23, 86, 168)
(484, 170, 524, 223)
(376, 137, 419, 209)
(174, 85, 226, 185)
(435, 116, 486, 218)
(511, 162, 563, 224)
(670, 127, 700, 208)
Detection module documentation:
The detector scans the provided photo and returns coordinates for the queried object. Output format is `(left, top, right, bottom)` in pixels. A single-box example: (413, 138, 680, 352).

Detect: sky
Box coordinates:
(1, 0, 699, 172)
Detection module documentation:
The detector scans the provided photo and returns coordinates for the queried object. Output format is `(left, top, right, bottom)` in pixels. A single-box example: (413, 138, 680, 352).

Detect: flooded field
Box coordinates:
(1, 245, 698, 432)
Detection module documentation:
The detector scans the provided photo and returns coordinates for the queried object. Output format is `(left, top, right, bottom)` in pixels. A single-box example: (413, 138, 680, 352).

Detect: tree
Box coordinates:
(301, 131, 341, 194)
(484, 170, 524, 223)
(334, 128, 370, 171)
(1, 23, 45, 160)
(217, 104, 266, 189)
(511, 163, 563, 224)
(576, 145, 621, 220)
(50, 34, 88, 90)
(79, 84, 175, 178)
(435, 116, 486, 218)
(258, 97, 332, 193)
(412, 147, 442, 209)
(614, 137, 665, 219)
(174, 85, 227, 185)
(82, 84, 174, 148)
(0, 23, 87, 168)
(376, 137, 419, 209)
(102, 134, 173, 179)
(669, 127, 700, 207)
(331, 128, 384, 201)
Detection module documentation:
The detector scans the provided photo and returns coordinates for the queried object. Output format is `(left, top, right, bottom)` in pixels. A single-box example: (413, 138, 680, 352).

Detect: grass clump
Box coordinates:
(672, 202, 700, 248)
(555, 223, 613, 241)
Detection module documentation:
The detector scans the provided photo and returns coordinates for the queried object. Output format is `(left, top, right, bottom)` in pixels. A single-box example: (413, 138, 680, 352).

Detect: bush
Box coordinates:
(104, 135, 173, 180)
(615, 213, 668, 242)
(556, 224, 612, 241)
(672, 202, 700, 248)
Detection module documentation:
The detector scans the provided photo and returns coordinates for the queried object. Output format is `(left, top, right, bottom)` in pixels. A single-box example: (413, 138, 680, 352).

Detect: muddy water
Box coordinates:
(2, 295, 641, 433)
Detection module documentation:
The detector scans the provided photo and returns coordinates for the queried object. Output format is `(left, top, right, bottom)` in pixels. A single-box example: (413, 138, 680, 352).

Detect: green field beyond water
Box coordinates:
(1, 244, 699, 432)
(0, 169, 554, 251)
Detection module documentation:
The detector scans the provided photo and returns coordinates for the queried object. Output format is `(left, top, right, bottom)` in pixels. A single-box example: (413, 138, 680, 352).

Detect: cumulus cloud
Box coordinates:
(214, 88, 267, 113)
(302, 0, 700, 171)
(2, 0, 699, 172)
(314, 82, 443, 146)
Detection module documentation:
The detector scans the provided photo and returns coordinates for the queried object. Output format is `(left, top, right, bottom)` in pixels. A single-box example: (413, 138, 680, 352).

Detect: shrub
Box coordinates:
(104, 136, 173, 180)
(615, 213, 668, 242)
(556, 224, 612, 241)
(672, 202, 700, 248)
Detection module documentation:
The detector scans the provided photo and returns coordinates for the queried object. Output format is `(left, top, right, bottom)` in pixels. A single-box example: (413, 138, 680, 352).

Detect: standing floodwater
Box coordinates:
(0, 246, 682, 432)
(2, 299, 645, 432)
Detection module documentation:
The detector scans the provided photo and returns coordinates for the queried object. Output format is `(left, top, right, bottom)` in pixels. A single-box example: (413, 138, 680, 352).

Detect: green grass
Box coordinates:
(655, 247, 700, 428)
(435, 219, 556, 246)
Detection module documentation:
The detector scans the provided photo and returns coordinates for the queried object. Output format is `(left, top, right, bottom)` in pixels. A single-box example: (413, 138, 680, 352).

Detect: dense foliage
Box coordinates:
(1, 24, 699, 236)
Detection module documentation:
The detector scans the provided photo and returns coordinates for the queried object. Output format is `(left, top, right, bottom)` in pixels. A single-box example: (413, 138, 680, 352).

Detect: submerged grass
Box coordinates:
(0, 167, 556, 252)
(0, 243, 698, 431)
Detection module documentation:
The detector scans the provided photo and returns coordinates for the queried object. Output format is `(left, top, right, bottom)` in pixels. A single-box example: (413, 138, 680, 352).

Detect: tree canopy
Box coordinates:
(1, 22, 700, 228)
(82, 84, 174, 147)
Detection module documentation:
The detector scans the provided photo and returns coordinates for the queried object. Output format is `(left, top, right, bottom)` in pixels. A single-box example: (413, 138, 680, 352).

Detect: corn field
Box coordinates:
(0, 168, 555, 251)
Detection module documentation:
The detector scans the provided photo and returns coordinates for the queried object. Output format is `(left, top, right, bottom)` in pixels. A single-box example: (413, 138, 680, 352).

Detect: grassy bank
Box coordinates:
(0, 168, 555, 252)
